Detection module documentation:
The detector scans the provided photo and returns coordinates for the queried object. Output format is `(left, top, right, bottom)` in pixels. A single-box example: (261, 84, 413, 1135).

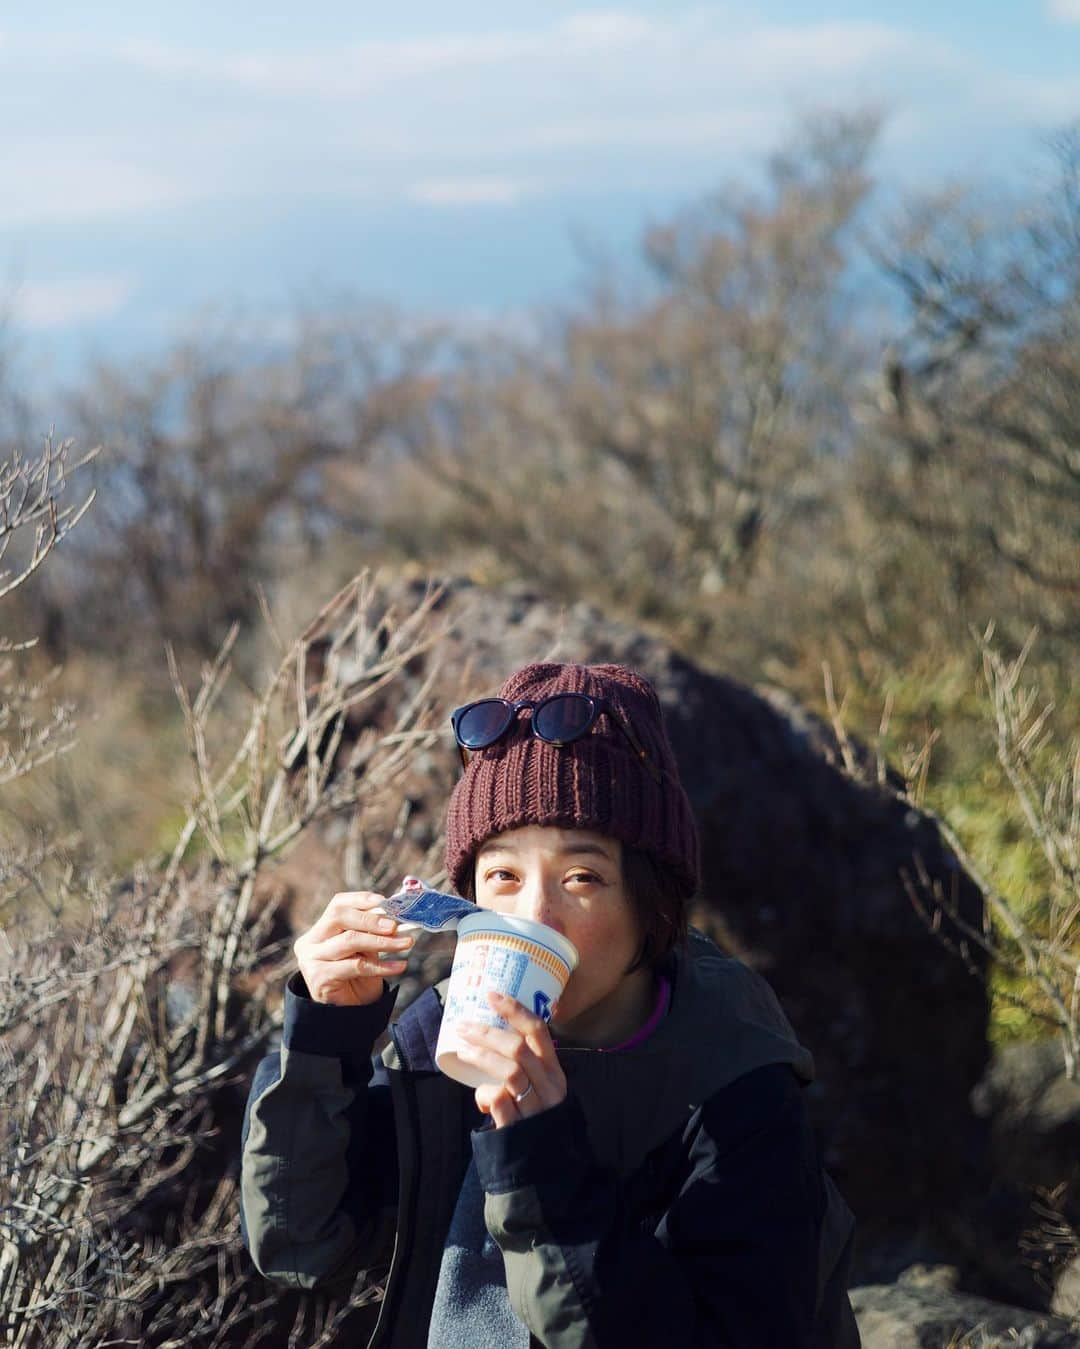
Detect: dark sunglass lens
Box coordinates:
(456, 700, 512, 749)
(534, 694, 593, 743)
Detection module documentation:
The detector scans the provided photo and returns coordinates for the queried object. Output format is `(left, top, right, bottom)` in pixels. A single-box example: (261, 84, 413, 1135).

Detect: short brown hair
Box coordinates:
(621, 843, 689, 973)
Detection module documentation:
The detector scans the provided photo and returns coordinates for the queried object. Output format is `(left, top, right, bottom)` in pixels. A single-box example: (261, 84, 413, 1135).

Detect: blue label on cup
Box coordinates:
(486, 946, 527, 1001)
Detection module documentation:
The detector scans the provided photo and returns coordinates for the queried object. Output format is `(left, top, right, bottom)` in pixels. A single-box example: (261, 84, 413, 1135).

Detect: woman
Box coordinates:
(241, 662, 860, 1347)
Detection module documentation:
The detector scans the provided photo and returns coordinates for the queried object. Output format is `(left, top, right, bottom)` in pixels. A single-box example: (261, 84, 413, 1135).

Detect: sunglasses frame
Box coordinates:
(450, 693, 662, 784)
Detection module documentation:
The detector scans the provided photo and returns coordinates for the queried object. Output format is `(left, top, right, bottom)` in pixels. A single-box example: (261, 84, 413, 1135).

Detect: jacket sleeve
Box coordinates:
(240, 972, 400, 1292)
(472, 1062, 825, 1349)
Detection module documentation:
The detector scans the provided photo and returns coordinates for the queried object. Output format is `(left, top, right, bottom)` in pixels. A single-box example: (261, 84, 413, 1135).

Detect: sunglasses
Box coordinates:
(450, 693, 662, 784)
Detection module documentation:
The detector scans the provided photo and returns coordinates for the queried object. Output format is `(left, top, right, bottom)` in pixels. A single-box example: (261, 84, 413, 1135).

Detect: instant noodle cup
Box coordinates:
(435, 911, 579, 1088)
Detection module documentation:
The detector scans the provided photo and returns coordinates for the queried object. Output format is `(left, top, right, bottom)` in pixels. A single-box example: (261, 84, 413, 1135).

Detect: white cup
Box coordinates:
(435, 911, 579, 1088)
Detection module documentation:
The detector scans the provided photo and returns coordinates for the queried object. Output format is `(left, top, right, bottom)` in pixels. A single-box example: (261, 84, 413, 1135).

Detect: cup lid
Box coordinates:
(456, 910, 579, 972)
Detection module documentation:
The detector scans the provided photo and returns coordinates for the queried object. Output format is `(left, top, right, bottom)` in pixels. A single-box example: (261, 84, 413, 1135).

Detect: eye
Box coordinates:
(568, 871, 602, 885)
(485, 868, 518, 883)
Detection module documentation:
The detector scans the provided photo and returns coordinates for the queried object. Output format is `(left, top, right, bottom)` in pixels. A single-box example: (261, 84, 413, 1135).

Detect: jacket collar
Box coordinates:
(556, 928, 814, 1172)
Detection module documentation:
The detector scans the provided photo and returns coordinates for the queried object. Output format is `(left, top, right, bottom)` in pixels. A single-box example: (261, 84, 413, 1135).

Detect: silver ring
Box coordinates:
(513, 1082, 535, 1103)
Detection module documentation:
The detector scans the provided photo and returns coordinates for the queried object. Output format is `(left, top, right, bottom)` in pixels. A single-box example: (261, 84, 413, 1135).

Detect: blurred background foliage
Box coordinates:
(2, 112, 1077, 1045)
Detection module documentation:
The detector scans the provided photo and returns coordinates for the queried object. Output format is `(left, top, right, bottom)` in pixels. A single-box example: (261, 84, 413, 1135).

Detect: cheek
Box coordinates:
(572, 909, 641, 975)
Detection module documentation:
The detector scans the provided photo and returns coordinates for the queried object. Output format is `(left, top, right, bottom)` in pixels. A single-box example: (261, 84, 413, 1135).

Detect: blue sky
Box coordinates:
(2, 2, 1079, 399)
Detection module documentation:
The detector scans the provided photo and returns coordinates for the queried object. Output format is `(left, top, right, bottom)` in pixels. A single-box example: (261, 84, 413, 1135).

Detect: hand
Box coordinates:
(293, 891, 416, 1006)
(456, 990, 567, 1127)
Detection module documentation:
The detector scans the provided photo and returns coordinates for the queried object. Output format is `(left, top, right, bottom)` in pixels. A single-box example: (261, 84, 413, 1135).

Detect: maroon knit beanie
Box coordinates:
(445, 662, 700, 899)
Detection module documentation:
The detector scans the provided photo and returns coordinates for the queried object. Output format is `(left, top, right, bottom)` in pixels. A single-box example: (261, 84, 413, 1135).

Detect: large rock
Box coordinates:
(852, 1276, 1080, 1347)
(1053, 1256, 1080, 1321)
(968, 1039, 1080, 1309)
(972, 1039, 1080, 1196)
(256, 574, 993, 1287)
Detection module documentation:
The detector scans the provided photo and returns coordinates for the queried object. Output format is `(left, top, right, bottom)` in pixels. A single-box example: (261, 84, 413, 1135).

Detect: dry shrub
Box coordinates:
(1, 564, 451, 1346)
(384, 112, 878, 659)
(30, 305, 443, 680)
(825, 620, 1080, 1075)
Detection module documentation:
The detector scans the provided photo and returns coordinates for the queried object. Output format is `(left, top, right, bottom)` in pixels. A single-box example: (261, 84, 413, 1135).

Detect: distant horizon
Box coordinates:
(3, 1, 1078, 408)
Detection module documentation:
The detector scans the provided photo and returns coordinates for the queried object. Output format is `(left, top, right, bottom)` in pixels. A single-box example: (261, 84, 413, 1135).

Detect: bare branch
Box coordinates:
(0, 569, 454, 1341)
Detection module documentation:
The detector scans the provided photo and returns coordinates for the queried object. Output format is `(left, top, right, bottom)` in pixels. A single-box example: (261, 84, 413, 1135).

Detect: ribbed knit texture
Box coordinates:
(445, 662, 700, 899)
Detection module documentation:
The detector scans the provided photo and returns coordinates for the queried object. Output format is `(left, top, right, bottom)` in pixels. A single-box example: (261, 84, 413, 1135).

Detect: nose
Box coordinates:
(518, 880, 565, 934)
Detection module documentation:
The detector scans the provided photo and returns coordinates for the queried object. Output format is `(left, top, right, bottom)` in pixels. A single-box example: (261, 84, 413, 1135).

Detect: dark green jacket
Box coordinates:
(241, 930, 860, 1347)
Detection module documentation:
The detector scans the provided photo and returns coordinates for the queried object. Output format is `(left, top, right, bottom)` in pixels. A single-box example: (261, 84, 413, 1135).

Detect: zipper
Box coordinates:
(388, 1018, 409, 1070)
(367, 1019, 414, 1349)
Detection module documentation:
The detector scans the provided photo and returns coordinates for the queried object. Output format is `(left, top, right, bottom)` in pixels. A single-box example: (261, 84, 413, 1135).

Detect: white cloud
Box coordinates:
(113, 13, 667, 96)
(522, 108, 772, 153)
(0, 7, 1063, 228)
(101, 13, 918, 102)
(407, 178, 538, 207)
(557, 12, 658, 46)
(1047, 0, 1080, 22)
(743, 21, 916, 75)
(985, 71, 1080, 120)
(13, 275, 136, 330)
(114, 32, 538, 97)
(1, 138, 192, 225)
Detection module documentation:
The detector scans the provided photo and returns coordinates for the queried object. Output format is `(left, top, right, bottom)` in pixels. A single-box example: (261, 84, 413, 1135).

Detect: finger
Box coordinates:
(458, 1027, 565, 1110)
(313, 928, 415, 961)
(475, 1082, 523, 1128)
(456, 1018, 536, 1063)
(300, 917, 399, 960)
(489, 1092, 523, 1127)
(487, 989, 549, 1036)
(308, 892, 394, 940)
(486, 991, 560, 1064)
(456, 1020, 558, 1093)
(454, 1040, 527, 1091)
(450, 1036, 544, 1111)
(307, 951, 409, 982)
(474, 1082, 501, 1115)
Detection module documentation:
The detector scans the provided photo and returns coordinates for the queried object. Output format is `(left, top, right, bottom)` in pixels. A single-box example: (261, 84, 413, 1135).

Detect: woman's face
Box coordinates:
(473, 824, 651, 1044)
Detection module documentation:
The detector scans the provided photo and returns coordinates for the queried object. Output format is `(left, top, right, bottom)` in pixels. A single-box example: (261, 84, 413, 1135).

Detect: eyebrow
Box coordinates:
(478, 841, 614, 862)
